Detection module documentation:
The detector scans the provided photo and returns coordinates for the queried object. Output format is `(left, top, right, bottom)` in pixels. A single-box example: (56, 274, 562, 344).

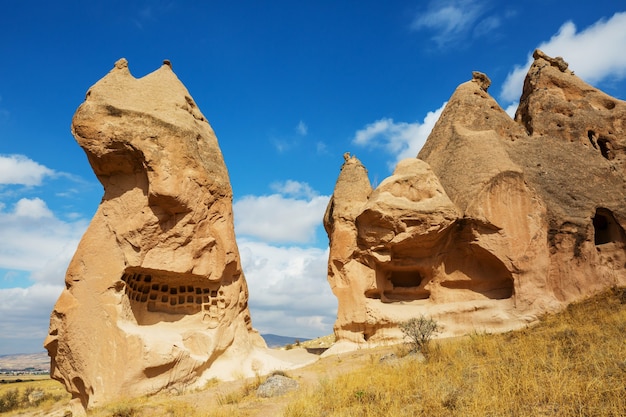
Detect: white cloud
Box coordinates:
(14, 197, 53, 219)
(234, 192, 329, 244)
(412, 0, 485, 46)
(239, 240, 335, 338)
(0, 283, 65, 354)
(500, 12, 626, 104)
(0, 198, 86, 276)
(0, 154, 55, 186)
(296, 120, 308, 136)
(504, 103, 518, 119)
(270, 179, 317, 199)
(352, 102, 447, 164)
(234, 181, 336, 338)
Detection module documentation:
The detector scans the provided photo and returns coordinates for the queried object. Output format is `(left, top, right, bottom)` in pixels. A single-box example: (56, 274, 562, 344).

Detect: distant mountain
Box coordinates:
(0, 352, 49, 372)
(261, 334, 310, 348)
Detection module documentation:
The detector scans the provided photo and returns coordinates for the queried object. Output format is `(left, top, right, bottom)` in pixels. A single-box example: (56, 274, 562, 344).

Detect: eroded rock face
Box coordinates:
(45, 59, 266, 411)
(325, 51, 626, 352)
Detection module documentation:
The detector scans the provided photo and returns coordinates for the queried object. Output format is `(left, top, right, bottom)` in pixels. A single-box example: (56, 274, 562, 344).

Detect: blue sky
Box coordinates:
(1, 0, 625, 355)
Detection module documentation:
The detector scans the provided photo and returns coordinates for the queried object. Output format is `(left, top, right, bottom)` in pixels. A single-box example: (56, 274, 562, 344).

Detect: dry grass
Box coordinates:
(6, 288, 625, 416)
(284, 287, 626, 417)
(0, 376, 70, 416)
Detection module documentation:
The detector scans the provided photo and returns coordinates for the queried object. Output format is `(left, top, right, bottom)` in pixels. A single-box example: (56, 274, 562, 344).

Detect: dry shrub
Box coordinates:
(400, 315, 440, 354)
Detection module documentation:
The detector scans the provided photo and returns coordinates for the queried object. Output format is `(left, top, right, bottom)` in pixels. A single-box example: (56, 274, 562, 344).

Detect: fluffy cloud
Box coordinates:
(270, 179, 317, 199)
(234, 180, 336, 338)
(0, 284, 64, 354)
(352, 102, 447, 164)
(239, 240, 335, 339)
(500, 12, 626, 104)
(0, 154, 55, 186)
(234, 182, 330, 244)
(0, 198, 86, 274)
(0, 154, 89, 354)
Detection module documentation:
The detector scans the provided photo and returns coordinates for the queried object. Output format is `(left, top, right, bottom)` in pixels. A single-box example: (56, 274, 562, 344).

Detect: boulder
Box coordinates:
(256, 375, 299, 398)
(324, 50, 626, 353)
(45, 59, 274, 412)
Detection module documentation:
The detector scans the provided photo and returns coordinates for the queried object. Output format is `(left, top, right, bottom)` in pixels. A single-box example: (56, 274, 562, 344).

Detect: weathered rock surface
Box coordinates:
(324, 50, 626, 353)
(44, 59, 297, 412)
(256, 375, 299, 398)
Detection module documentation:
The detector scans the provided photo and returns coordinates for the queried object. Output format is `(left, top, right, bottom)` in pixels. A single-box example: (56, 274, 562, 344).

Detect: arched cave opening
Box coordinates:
(389, 269, 422, 288)
(597, 137, 614, 160)
(587, 130, 598, 149)
(592, 208, 625, 246)
(587, 131, 615, 160)
(374, 267, 431, 301)
(442, 243, 514, 300)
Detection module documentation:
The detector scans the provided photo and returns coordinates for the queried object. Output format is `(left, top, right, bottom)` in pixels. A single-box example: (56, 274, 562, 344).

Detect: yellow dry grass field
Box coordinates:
(4, 287, 625, 416)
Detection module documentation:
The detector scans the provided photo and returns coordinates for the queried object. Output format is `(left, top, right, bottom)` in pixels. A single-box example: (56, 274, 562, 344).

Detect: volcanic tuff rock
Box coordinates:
(45, 59, 299, 413)
(324, 51, 626, 353)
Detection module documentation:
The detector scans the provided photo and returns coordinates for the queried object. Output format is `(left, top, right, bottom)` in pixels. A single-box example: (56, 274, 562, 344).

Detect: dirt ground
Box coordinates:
(176, 344, 397, 417)
(6, 341, 398, 417)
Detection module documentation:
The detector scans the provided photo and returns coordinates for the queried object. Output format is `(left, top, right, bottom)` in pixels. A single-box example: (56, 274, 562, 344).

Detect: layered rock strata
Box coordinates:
(45, 59, 278, 412)
(325, 50, 626, 353)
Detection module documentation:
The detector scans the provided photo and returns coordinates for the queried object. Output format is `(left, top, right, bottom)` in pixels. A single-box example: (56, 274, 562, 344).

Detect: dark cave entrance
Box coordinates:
(592, 208, 625, 246)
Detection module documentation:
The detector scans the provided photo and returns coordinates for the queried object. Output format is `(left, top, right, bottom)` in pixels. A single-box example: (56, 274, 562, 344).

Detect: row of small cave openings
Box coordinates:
(121, 272, 223, 313)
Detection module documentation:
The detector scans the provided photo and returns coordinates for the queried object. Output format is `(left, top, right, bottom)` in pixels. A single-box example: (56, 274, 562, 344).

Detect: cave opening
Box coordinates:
(374, 267, 430, 301)
(592, 208, 625, 246)
(120, 268, 223, 325)
(597, 137, 614, 160)
(389, 269, 422, 288)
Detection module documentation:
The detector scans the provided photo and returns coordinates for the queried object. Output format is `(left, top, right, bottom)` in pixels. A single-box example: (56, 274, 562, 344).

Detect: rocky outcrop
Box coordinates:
(45, 59, 287, 412)
(325, 51, 626, 353)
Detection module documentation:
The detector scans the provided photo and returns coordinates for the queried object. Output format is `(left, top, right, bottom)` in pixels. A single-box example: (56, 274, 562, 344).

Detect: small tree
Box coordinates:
(400, 315, 440, 354)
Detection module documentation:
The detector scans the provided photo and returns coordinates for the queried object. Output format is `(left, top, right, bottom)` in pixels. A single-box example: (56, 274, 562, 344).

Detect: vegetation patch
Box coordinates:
(285, 287, 626, 417)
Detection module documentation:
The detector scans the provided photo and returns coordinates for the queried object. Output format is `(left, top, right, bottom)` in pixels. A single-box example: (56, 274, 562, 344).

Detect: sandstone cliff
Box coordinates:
(45, 59, 293, 412)
(325, 50, 626, 353)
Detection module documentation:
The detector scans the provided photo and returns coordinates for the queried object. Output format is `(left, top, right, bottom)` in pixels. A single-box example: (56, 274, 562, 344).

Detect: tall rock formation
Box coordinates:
(325, 50, 626, 353)
(45, 59, 276, 412)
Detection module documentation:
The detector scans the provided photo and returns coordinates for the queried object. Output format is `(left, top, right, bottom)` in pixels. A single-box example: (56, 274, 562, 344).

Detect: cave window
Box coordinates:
(588, 130, 598, 149)
(597, 137, 614, 160)
(389, 270, 422, 288)
(593, 208, 624, 246)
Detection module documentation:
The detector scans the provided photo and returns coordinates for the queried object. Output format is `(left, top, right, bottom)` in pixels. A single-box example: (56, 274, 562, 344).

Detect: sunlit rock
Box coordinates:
(325, 51, 626, 354)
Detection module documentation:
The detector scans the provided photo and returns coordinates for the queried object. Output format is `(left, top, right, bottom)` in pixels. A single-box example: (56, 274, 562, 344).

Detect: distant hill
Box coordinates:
(261, 334, 310, 348)
(0, 352, 49, 372)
